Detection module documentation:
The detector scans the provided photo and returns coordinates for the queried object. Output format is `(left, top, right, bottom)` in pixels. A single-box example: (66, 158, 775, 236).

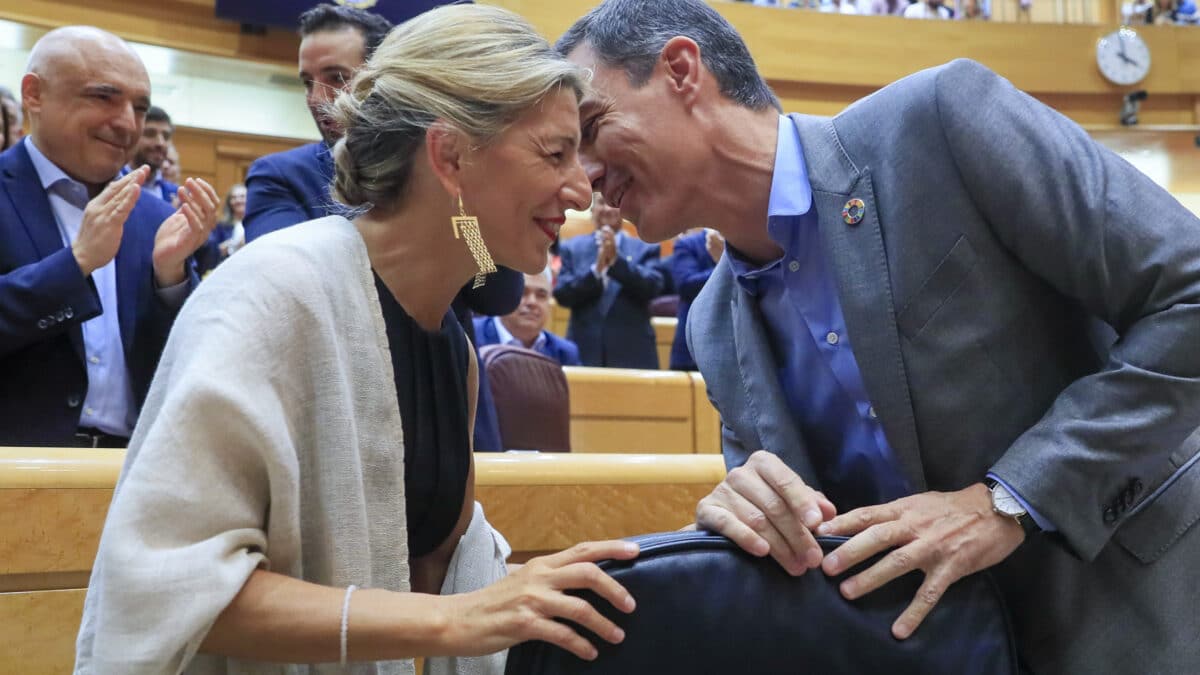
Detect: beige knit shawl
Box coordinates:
(75, 216, 414, 675)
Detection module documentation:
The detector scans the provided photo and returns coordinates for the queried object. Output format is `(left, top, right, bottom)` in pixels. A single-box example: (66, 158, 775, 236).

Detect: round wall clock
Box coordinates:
(1096, 27, 1151, 86)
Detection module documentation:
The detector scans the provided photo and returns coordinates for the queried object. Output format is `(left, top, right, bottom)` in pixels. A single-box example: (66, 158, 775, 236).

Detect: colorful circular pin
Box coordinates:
(842, 198, 865, 225)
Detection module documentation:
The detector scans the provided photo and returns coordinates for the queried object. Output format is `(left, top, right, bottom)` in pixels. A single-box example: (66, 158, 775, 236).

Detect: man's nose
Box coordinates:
(580, 154, 605, 194)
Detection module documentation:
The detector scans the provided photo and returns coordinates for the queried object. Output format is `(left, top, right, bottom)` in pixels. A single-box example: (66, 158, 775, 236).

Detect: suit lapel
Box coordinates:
(794, 114, 927, 491)
(114, 205, 145, 357)
(1, 144, 87, 362)
(730, 287, 821, 489)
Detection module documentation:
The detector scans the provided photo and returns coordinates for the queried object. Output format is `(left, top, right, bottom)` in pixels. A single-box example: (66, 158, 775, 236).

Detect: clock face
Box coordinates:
(1096, 28, 1151, 86)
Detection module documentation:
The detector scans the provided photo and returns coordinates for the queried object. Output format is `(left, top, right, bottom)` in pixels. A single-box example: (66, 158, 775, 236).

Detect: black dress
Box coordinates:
(374, 273, 472, 558)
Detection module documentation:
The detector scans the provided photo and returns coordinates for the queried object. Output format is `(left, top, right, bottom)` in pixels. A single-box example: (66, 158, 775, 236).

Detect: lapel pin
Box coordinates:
(842, 198, 866, 226)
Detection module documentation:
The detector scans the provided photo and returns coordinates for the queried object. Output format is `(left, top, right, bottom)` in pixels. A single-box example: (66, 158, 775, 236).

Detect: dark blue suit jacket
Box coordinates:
(0, 142, 189, 445)
(669, 231, 717, 370)
(554, 232, 663, 369)
(472, 316, 582, 366)
(244, 140, 525, 451)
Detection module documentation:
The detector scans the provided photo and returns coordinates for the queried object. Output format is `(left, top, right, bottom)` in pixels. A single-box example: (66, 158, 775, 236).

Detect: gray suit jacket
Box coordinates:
(688, 59, 1200, 674)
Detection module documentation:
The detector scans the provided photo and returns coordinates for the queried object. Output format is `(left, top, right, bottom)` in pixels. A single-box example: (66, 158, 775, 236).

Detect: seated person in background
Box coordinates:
(0, 85, 23, 151)
(197, 183, 247, 276)
(475, 266, 582, 366)
(554, 194, 664, 368)
(0, 27, 217, 448)
(903, 0, 953, 17)
(126, 105, 178, 203)
(76, 7, 637, 673)
(669, 228, 721, 371)
(243, 2, 520, 451)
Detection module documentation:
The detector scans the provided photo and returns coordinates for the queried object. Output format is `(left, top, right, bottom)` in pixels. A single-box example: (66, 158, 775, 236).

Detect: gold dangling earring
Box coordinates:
(451, 193, 497, 288)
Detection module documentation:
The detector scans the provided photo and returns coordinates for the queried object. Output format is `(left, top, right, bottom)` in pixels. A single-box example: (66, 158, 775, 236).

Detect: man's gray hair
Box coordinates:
(556, 0, 780, 113)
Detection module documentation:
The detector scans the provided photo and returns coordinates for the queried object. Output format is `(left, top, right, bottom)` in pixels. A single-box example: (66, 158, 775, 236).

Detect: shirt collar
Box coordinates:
(726, 115, 814, 295)
(493, 316, 548, 352)
(493, 316, 546, 352)
(26, 136, 74, 191)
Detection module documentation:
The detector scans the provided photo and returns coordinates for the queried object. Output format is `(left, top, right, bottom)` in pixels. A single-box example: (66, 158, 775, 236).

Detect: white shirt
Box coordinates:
(491, 316, 547, 353)
(25, 137, 135, 436)
(903, 1, 953, 17)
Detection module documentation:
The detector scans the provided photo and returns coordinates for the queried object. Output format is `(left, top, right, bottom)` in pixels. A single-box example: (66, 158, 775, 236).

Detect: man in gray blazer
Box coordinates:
(560, 1, 1200, 672)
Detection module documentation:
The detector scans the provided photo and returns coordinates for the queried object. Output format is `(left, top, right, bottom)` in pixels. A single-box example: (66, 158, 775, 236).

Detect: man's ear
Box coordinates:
(20, 73, 43, 118)
(661, 36, 703, 105)
(424, 122, 469, 198)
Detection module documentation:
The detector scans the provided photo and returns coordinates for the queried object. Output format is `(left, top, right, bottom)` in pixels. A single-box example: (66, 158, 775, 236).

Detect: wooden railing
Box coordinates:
(0, 448, 725, 674)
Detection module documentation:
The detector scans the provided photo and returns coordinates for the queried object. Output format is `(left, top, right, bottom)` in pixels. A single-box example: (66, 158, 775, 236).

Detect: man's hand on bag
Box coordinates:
(695, 450, 837, 577)
(817, 484, 1025, 640)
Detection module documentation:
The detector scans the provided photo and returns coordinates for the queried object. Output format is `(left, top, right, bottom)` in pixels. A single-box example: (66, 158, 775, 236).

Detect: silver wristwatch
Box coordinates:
(985, 478, 1039, 537)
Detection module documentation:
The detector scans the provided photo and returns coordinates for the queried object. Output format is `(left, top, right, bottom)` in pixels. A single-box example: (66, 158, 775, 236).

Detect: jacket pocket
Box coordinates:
(1112, 428, 1200, 564)
(896, 235, 977, 339)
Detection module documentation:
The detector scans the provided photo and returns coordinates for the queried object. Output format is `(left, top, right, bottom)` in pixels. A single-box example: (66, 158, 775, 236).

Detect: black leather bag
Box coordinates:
(505, 531, 1018, 675)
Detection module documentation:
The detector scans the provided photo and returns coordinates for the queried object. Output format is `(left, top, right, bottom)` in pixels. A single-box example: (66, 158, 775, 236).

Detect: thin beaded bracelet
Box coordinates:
(340, 585, 358, 667)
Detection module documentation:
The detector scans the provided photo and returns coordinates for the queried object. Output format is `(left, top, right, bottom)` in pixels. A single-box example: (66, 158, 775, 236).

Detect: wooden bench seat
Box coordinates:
(0, 448, 725, 673)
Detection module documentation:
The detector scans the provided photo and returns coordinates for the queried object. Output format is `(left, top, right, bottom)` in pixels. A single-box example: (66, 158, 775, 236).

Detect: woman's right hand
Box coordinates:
(443, 540, 639, 660)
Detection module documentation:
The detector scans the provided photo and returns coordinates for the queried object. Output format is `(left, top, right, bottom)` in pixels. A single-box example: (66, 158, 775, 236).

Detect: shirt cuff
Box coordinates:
(590, 263, 609, 281)
(155, 278, 190, 310)
(986, 472, 1056, 532)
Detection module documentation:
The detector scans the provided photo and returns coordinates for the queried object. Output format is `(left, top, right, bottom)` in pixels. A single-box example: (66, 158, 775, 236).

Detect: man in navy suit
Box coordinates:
(474, 268, 582, 367)
(0, 27, 219, 447)
(668, 228, 721, 370)
(555, 194, 664, 369)
(127, 106, 178, 204)
(243, 3, 521, 450)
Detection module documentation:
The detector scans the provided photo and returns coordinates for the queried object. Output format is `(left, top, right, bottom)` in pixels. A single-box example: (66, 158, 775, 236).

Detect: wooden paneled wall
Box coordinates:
(0, 0, 298, 69)
(5, 0, 1199, 128)
(172, 126, 306, 202)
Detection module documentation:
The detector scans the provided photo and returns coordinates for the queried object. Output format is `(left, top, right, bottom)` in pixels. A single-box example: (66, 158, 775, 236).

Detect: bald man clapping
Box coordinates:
(0, 26, 218, 447)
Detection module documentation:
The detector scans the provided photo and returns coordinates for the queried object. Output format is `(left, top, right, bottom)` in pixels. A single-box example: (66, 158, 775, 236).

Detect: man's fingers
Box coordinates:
(727, 463, 822, 571)
(818, 502, 897, 537)
(699, 486, 807, 575)
(892, 568, 953, 640)
(823, 518, 912, 578)
(749, 452, 827, 531)
(836, 535, 926, 600)
(695, 496, 770, 559)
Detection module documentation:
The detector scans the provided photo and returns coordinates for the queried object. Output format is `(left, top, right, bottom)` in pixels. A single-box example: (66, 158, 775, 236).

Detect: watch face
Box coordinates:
(1096, 28, 1151, 86)
(992, 485, 1026, 518)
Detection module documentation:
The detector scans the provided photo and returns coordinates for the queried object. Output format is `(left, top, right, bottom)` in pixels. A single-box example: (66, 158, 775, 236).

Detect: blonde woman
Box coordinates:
(75, 6, 636, 675)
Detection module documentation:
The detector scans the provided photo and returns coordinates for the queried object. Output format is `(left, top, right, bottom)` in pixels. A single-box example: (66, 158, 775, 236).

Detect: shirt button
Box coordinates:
(826, 331, 840, 345)
(868, 406, 878, 419)
(788, 260, 801, 273)
(84, 407, 95, 416)
(89, 355, 100, 364)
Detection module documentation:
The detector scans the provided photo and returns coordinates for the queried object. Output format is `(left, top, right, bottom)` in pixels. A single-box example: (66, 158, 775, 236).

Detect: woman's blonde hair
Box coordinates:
(329, 4, 587, 211)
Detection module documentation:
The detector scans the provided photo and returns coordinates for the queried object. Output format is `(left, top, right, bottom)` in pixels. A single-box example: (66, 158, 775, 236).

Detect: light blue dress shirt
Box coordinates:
(725, 116, 910, 510)
(724, 117, 1053, 529)
(491, 316, 548, 353)
(25, 138, 188, 438)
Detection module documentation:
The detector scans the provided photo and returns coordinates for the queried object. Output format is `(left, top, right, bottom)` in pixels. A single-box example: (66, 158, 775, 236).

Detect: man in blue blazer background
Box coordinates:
(127, 106, 178, 204)
(668, 228, 720, 370)
(1, 27, 218, 447)
(554, 195, 664, 369)
(474, 268, 582, 367)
